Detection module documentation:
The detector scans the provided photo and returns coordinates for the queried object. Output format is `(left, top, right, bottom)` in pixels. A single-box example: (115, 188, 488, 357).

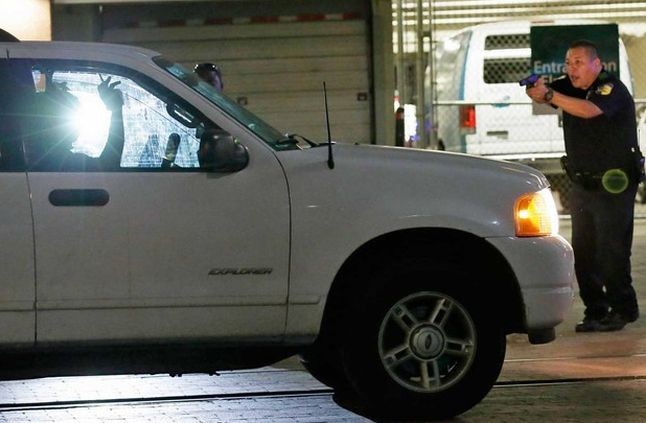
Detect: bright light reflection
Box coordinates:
(0, 0, 51, 41)
(71, 92, 111, 157)
(442, 37, 462, 53)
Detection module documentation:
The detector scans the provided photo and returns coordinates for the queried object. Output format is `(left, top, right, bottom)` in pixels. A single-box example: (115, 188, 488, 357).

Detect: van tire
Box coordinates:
(341, 261, 506, 420)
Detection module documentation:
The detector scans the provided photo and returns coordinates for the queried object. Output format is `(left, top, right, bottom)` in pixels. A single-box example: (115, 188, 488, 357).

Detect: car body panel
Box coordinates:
(279, 144, 572, 336)
(2, 41, 291, 345)
(0, 174, 35, 346)
(487, 235, 574, 329)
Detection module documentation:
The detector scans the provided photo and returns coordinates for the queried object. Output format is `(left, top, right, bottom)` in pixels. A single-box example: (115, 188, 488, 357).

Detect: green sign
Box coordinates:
(530, 24, 619, 81)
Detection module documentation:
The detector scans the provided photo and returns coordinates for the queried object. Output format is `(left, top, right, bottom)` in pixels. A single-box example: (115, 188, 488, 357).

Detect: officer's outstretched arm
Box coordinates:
(526, 78, 603, 119)
(550, 91, 603, 119)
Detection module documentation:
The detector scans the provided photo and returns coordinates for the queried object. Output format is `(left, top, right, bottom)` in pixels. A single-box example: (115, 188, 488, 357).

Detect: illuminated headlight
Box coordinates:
(514, 188, 559, 237)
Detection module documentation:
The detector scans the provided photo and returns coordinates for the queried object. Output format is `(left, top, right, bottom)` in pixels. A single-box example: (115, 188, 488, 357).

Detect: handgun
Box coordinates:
(519, 73, 540, 88)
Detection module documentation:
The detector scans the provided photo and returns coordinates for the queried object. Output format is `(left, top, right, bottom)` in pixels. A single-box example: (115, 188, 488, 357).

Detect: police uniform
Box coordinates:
(551, 70, 641, 327)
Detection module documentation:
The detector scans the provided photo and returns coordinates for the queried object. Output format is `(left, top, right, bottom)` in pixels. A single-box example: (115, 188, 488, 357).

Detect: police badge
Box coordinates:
(596, 83, 614, 96)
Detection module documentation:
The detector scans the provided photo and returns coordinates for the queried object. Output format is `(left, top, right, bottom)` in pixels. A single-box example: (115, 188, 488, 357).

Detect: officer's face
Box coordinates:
(565, 47, 602, 90)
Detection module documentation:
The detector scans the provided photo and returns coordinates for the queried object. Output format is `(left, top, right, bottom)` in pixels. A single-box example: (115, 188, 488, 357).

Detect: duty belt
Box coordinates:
(571, 169, 634, 194)
(561, 156, 637, 193)
(570, 171, 603, 190)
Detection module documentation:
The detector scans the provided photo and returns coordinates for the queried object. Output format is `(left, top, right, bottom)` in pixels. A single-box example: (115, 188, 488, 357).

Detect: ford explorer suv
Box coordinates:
(0, 40, 574, 420)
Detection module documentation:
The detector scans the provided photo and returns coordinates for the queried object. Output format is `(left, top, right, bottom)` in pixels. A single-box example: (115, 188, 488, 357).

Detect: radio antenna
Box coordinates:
(323, 82, 335, 169)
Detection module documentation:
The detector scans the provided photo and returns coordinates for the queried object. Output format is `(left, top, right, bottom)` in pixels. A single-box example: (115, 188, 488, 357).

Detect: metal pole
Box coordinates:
(396, 0, 406, 105)
(427, 0, 437, 148)
(415, 0, 426, 148)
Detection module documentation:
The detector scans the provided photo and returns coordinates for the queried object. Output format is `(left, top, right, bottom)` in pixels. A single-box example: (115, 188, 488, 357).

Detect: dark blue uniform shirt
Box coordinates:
(550, 70, 638, 176)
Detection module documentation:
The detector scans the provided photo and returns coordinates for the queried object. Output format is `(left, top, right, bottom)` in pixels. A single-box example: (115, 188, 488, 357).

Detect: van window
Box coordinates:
(484, 34, 529, 50)
(483, 58, 531, 84)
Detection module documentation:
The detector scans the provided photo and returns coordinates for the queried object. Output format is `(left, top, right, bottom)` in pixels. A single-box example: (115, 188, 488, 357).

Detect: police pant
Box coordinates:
(569, 182, 639, 318)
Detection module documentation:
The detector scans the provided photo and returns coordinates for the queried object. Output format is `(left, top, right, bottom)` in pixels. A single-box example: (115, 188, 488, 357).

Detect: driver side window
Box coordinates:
(120, 81, 230, 169)
(118, 83, 203, 169)
(21, 60, 230, 171)
(116, 79, 229, 169)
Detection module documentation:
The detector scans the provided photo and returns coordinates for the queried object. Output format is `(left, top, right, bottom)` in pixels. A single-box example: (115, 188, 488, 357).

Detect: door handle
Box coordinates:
(48, 189, 110, 207)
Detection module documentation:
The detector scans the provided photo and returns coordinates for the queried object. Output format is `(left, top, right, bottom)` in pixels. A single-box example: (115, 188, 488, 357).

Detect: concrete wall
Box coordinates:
(371, 0, 396, 146)
(52, 4, 101, 42)
(622, 30, 646, 99)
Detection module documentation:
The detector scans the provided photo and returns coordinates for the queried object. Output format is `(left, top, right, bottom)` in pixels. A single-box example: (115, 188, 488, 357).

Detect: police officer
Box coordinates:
(526, 39, 643, 332)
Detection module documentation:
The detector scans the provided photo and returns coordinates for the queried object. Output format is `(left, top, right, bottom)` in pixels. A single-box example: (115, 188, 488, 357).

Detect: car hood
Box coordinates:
(278, 143, 550, 238)
(310, 142, 547, 190)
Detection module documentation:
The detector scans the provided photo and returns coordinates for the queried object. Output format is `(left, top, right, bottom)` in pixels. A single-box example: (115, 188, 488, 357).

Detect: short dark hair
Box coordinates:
(194, 62, 221, 76)
(568, 39, 599, 59)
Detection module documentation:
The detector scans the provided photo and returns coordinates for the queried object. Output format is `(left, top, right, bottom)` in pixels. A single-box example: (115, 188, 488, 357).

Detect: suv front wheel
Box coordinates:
(341, 264, 506, 420)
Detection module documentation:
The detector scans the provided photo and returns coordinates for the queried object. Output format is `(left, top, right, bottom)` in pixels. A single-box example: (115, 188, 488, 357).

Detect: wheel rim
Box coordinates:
(378, 291, 477, 393)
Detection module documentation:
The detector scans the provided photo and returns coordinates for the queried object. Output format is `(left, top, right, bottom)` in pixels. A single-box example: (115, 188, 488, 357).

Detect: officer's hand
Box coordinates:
(525, 77, 548, 103)
(98, 75, 124, 111)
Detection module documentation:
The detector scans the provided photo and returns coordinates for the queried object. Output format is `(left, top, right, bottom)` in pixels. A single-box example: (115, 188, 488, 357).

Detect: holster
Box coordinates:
(562, 156, 602, 190)
(563, 153, 644, 190)
(571, 172, 603, 191)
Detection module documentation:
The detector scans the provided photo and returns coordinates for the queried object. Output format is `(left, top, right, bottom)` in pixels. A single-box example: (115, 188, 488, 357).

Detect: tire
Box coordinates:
(341, 263, 506, 421)
(299, 342, 351, 391)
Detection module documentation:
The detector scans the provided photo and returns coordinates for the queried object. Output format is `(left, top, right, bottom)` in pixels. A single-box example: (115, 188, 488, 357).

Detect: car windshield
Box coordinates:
(153, 56, 296, 151)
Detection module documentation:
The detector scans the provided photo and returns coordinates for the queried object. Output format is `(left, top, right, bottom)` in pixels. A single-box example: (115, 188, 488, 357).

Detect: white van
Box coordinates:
(433, 20, 634, 205)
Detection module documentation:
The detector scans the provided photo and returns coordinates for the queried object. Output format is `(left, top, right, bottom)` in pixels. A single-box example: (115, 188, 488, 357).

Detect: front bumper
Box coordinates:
(487, 234, 575, 338)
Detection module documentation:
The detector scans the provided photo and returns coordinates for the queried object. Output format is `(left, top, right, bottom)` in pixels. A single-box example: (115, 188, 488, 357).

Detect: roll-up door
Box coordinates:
(101, 1, 373, 144)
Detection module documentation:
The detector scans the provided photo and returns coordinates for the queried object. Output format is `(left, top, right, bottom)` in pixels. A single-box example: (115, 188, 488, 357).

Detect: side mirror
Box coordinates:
(199, 130, 249, 172)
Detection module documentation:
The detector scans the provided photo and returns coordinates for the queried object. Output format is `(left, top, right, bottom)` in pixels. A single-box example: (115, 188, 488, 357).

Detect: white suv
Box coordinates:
(0, 40, 574, 420)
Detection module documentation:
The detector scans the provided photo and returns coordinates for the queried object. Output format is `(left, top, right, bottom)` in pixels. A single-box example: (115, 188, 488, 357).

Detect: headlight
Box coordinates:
(514, 188, 559, 237)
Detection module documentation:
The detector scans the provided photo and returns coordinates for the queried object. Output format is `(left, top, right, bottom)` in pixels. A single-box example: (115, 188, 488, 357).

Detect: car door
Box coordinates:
(14, 58, 290, 344)
(0, 58, 36, 346)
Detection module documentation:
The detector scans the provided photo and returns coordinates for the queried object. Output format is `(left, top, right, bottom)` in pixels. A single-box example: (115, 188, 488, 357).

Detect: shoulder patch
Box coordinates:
(596, 83, 614, 96)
